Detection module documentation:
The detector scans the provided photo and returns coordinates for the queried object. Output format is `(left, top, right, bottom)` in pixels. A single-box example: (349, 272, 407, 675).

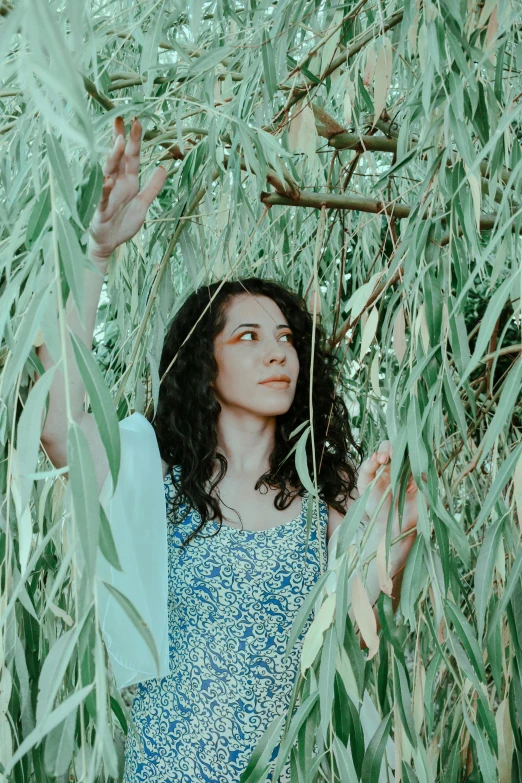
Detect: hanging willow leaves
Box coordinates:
(2, 0, 522, 780)
(69, 330, 121, 489)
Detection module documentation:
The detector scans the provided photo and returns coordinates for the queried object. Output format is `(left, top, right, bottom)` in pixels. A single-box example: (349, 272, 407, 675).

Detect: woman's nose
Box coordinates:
(264, 340, 286, 360)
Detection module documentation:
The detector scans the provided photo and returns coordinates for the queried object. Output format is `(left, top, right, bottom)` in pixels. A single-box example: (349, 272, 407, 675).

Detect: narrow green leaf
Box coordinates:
(98, 503, 122, 571)
(45, 131, 83, 228)
(447, 299, 472, 376)
(239, 712, 285, 783)
(101, 581, 161, 675)
(459, 274, 516, 386)
(30, 0, 93, 145)
(95, 625, 119, 778)
(442, 359, 468, 436)
(295, 426, 317, 496)
(4, 683, 94, 775)
(332, 734, 359, 782)
(486, 536, 522, 647)
(401, 761, 420, 783)
(43, 707, 76, 777)
(445, 599, 486, 683)
(68, 420, 101, 587)
(332, 671, 351, 746)
(78, 163, 104, 228)
(318, 625, 337, 743)
(423, 650, 443, 735)
(486, 595, 502, 697)
(284, 569, 330, 661)
(399, 534, 425, 629)
(109, 695, 128, 734)
(403, 344, 441, 397)
(36, 620, 85, 725)
(300, 65, 321, 84)
(476, 357, 522, 470)
(407, 393, 429, 490)
(140, 0, 165, 95)
(16, 362, 59, 513)
(26, 188, 51, 248)
(1, 279, 55, 399)
(393, 656, 417, 750)
(448, 630, 498, 750)
(461, 698, 498, 782)
(55, 213, 90, 331)
(360, 710, 393, 783)
(423, 266, 443, 347)
(475, 513, 504, 642)
(270, 690, 319, 781)
(185, 45, 234, 77)
(237, 123, 260, 179)
(335, 547, 352, 646)
(261, 29, 278, 100)
(69, 331, 121, 491)
(336, 481, 374, 556)
(376, 593, 407, 664)
(476, 443, 522, 529)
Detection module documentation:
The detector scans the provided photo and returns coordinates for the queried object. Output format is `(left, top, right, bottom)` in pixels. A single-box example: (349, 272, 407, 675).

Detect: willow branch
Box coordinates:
(328, 123, 513, 186)
(328, 131, 398, 153)
(260, 191, 412, 218)
(273, 9, 404, 123)
(438, 213, 522, 246)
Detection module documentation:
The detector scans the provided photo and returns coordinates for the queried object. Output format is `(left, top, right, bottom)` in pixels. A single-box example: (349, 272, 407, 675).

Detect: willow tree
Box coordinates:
(1, 0, 521, 780)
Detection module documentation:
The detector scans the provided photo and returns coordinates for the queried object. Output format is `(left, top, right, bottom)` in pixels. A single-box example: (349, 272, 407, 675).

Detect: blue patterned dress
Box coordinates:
(123, 466, 328, 783)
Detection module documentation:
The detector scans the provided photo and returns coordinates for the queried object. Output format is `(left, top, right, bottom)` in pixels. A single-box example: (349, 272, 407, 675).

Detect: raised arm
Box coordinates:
(38, 117, 167, 493)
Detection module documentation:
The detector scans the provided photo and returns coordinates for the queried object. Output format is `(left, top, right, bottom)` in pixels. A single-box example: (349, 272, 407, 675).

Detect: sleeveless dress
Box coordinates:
(123, 465, 329, 783)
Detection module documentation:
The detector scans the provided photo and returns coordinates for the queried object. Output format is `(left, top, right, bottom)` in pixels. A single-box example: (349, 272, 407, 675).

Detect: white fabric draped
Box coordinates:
(97, 412, 170, 690)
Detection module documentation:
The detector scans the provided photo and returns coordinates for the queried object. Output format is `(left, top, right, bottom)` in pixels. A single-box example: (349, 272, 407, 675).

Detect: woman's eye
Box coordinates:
(239, 331, 293, 341)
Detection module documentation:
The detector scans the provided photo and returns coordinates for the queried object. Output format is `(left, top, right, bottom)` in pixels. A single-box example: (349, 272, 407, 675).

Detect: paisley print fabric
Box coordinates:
(123, 466, 328, 782)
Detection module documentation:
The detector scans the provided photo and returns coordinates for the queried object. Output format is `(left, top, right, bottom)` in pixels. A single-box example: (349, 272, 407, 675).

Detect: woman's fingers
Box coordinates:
(359, 454, 383, 485)
(102, 133, 125, 179)
(97, 175, 115, 214)
(103, 116, 129, 181)
(92, 116, 165, 248)
(125, 117, 142, 178)
(375, 440, 392, 462)
(357, 441, 394, 491)
(112, 116, 127, 178)
(138, 165, 167, 208)
(406, 473, 417, 493)
(113, 116, 125, 144)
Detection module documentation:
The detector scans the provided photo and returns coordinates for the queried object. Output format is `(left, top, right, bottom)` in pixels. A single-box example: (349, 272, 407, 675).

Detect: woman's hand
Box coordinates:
(88, 116, 167, 261)
(357, 440, 420, 537)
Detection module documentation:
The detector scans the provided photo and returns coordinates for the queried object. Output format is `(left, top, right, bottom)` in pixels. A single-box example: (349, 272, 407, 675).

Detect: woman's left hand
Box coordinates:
(357, 440, 420, 537)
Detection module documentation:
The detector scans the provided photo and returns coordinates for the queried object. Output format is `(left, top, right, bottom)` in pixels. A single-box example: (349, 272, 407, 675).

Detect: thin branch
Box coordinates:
(331, 268, 402, 347)
(260, 190, 411, 218)
(438, 213, 522, 246)
(273, 9, 405, 123)
(328, 131, 398, 152)
(284, 0, 371, 82)
(328, 122, 513, 185)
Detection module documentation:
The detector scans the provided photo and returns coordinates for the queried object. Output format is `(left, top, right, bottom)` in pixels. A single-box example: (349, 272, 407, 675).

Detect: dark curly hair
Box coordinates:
(145, 276, 364, 548)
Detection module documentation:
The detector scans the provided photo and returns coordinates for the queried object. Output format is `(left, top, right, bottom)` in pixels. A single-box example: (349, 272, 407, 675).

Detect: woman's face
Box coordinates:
(212, 294, 300, 417)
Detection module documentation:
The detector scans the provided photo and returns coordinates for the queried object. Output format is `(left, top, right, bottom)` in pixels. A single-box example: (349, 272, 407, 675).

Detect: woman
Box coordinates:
(88, 117, 418, 782)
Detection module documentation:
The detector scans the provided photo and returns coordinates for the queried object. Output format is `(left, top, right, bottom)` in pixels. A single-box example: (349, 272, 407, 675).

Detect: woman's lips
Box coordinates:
(260, 380, 290, 388)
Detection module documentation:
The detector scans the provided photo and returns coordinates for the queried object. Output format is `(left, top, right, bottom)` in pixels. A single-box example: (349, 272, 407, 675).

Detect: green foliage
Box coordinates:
(1, 0, 521, 780)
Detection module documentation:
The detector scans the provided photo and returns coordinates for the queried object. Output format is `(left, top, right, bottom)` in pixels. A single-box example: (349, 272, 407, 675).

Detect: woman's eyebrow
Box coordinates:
(230, 323, 290, 335)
